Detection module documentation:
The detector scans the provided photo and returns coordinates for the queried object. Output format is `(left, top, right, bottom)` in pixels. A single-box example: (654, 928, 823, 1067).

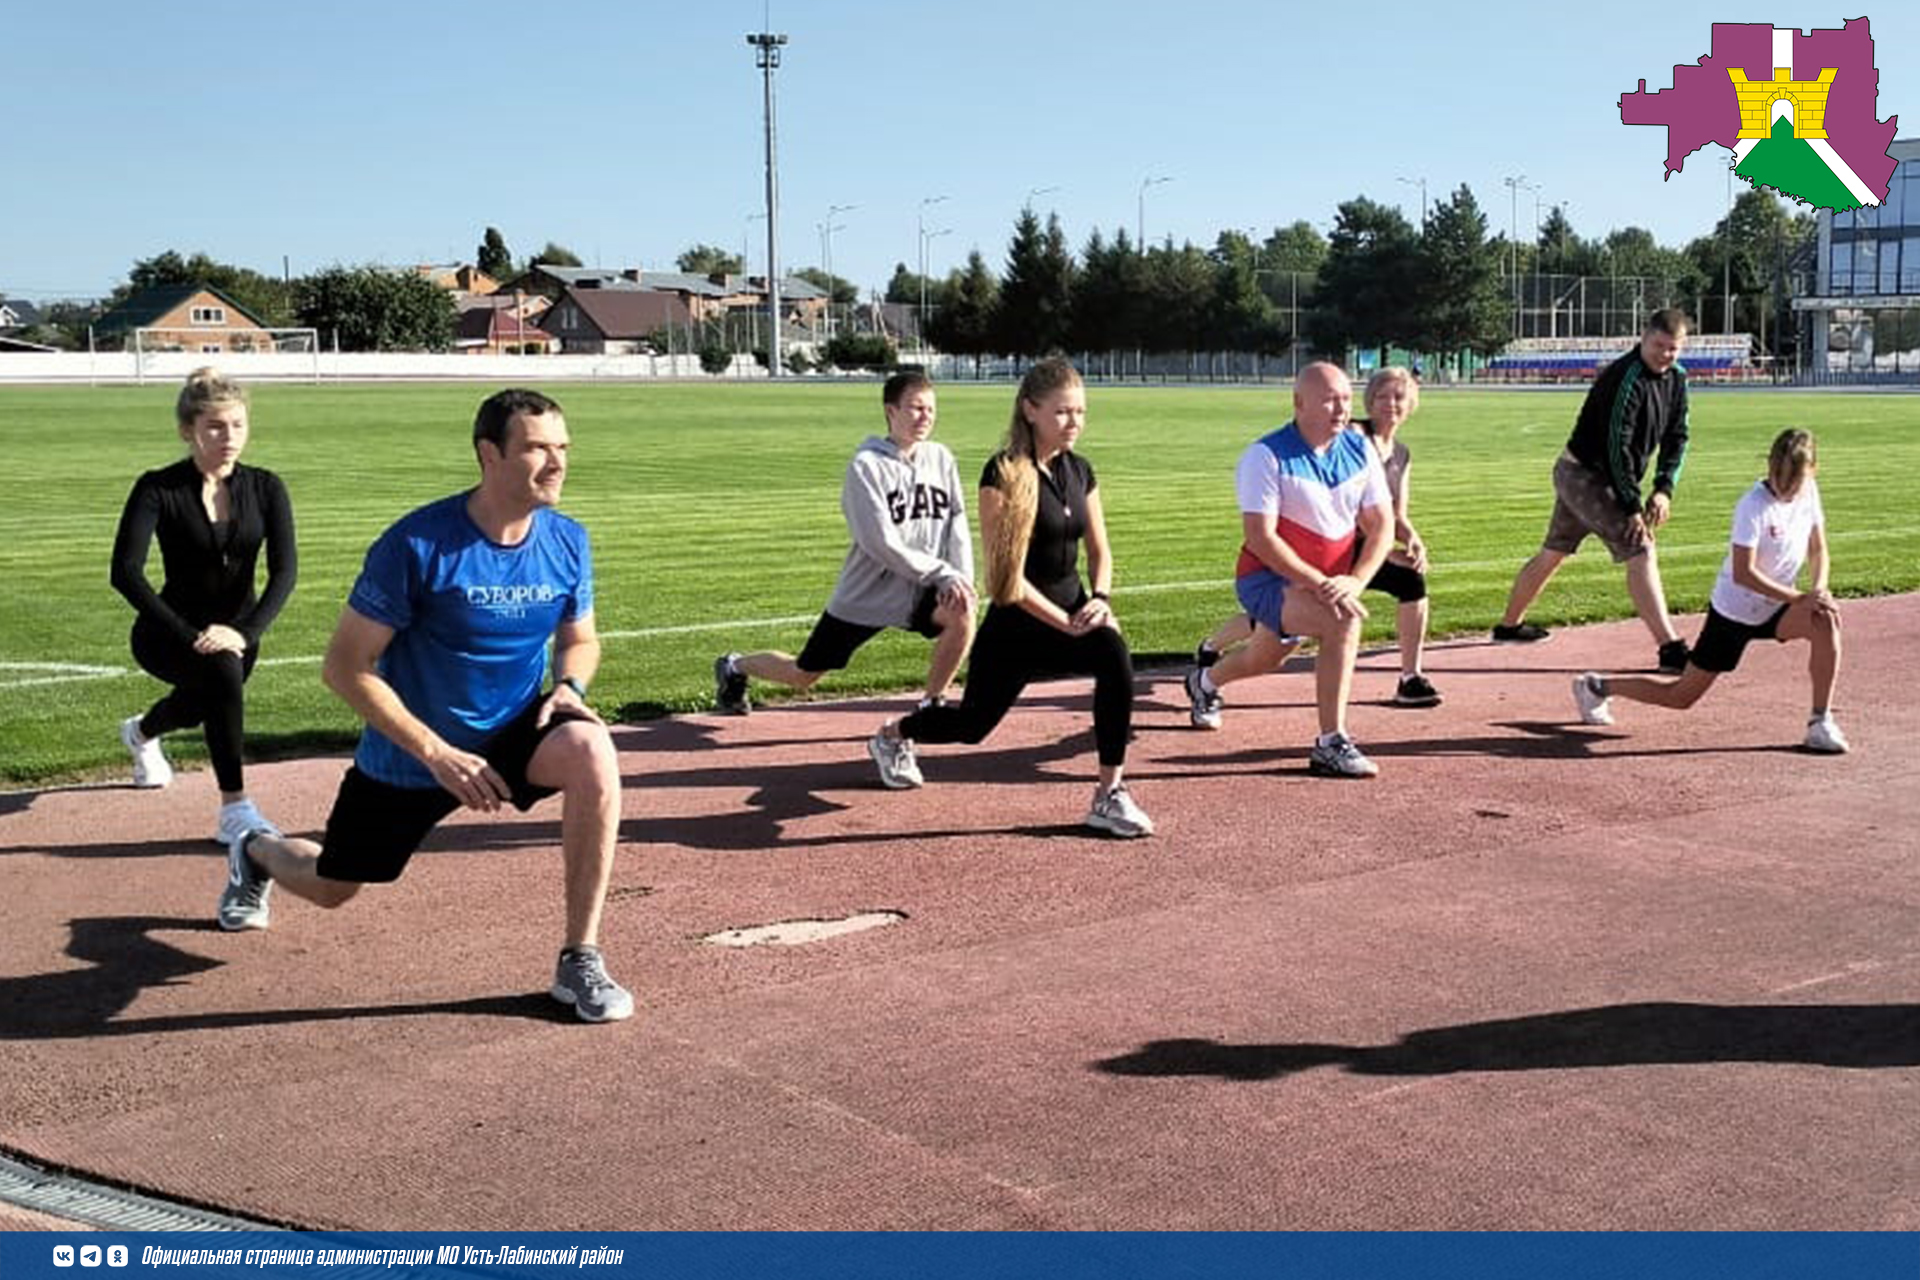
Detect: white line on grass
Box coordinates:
(9, 525, 1915, 689)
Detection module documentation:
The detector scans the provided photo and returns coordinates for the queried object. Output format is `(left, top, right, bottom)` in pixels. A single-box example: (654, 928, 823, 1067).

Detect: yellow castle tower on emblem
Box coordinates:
(1729, 66, 1837, 139)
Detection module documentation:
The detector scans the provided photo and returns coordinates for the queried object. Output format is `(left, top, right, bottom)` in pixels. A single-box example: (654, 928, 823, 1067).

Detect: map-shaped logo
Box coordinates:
(1620, 19, 1898, 211)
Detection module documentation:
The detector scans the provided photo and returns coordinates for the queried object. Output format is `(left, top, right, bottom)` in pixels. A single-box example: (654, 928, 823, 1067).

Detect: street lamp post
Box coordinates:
(919, 226, 952, 349)
(823, 202, 858, 342)
(747, 30, 788, 376)
(1502, 174, 1536, 339)
(1532, 191, 1551, 342)
(1025, 185, 1061, 210)
(1397, 175, 1429, 227)
(1138, 175, 1171, 248)
(742, 212, 766, 277)
(917, 195, 949, 353)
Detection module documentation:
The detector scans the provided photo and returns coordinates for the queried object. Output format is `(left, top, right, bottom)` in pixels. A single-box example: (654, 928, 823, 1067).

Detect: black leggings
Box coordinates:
(131, 622, 258, 794)
(897, 604, 1134, 767)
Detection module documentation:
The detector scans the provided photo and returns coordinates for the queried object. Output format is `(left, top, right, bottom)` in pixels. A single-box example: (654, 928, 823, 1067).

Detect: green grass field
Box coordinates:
(3, 379, 1915, 786)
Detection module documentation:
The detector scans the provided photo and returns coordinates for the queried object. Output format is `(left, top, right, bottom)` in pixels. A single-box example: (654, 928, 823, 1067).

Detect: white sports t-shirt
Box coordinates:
(1709, 477, 1824, 626)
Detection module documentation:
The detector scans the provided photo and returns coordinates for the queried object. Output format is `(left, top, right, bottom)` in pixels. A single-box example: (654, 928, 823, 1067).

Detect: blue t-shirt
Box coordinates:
(346, 493, 594, 788)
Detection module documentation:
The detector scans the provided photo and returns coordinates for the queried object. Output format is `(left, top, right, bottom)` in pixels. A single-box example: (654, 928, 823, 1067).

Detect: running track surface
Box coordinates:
(3, 599, 1917, 1230)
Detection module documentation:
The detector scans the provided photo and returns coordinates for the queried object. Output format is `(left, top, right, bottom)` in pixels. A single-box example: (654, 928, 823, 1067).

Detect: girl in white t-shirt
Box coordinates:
(1571, 428, 1847, 752)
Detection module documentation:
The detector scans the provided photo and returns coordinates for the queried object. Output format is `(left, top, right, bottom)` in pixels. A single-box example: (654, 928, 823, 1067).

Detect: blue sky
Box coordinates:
(3, 0, 1912, 302)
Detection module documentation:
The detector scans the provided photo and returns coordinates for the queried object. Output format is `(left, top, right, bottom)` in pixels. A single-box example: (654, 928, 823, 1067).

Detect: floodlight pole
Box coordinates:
(748, 31, 788, 376)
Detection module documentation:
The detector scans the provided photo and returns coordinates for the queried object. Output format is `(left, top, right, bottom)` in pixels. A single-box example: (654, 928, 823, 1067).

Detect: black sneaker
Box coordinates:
(1492, 623, 1550, 643)
(1394, 674, 1443, 707)
(916, 694, 949, 712)
(1656, 640, 1689, 673)
(713, 653, 750, 715)
(1193, 641, 1220, 669)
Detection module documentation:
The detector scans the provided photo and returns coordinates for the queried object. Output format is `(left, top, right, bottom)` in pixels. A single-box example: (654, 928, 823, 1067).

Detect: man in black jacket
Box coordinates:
(1492, 309, 1693, 672)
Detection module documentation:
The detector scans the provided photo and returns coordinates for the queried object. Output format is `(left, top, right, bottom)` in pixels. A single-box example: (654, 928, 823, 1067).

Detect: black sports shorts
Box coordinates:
(1687, 603, 1787, 674)
(313, 699, 598, 884)
(794, 587, 944, 674)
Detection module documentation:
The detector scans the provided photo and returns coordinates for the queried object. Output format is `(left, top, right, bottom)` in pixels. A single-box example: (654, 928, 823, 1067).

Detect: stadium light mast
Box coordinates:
(748, 30, 788, 376)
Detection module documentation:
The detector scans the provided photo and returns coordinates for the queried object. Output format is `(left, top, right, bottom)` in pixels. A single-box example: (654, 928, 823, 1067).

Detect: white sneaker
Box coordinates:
(120, 716, 172, 789)
(1571, 673, 1614, 726)
(1086, 782, 1154, 838)
(1805, 713, 1850, 754)
(213, 798, 279, 847)
(867, 730, 924, 789)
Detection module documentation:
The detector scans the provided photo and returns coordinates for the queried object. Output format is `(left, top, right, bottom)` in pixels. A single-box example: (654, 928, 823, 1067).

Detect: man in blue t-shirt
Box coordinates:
(219, 388, 633, 1023)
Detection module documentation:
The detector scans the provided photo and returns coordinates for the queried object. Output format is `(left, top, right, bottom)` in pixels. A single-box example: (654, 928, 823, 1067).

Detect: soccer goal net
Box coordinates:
(132, 327, 321, 383)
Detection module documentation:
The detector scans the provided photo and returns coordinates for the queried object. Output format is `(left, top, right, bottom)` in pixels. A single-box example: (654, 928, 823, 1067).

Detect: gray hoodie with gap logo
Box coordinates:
(825, 434, 974, 629)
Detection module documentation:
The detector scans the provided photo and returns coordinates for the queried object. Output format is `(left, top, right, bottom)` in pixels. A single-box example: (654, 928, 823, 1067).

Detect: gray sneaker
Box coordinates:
(551, 946, 635, 1023)
(868, 729, 924, 789)
(1085, 782, 1155, 838)
(217, 828, 276, 932)
(1308, 732, 1380, 778)
(1184, 667, 1224, 729)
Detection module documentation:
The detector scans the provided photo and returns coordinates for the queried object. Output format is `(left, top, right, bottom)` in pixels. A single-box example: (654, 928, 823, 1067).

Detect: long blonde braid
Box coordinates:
(985, 357, 1082, 606)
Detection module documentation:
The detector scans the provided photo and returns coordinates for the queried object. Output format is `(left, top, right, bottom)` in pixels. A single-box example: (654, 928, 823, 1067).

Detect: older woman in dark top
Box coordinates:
(111, 368, 296, 844)
(867, 356, 1152, 838)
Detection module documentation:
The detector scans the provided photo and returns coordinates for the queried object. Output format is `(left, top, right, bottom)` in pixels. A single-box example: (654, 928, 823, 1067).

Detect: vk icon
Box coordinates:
(81, 1245, 103, 1267)
(108, 1246, 130, 1267)
(53, 1245, 76, 1266)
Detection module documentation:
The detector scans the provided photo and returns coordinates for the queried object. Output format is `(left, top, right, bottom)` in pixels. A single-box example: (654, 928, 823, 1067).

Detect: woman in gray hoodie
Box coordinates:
(713, 371, 977, 733)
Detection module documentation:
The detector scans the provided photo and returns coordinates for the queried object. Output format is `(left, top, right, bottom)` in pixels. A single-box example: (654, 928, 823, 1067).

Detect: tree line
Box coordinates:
(9, 191, 1815, 364)
(887, 184, 1816, 370)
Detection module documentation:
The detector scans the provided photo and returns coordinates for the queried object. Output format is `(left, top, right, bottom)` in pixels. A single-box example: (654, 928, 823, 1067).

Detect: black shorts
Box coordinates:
(1365, 558, 1428, 604)
(314, 699, 598, 884)
(1688, 603, 1787, 674)
(794, 587, 944, 674)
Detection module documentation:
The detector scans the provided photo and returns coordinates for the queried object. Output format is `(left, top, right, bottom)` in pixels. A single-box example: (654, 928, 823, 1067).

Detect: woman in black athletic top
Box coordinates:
(111, 368, 296, 844)
(867, 356, 1153, 838)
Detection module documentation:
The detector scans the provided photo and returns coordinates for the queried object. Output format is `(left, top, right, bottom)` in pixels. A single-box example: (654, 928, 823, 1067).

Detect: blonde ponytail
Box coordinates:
(984, 357, 1081, 606)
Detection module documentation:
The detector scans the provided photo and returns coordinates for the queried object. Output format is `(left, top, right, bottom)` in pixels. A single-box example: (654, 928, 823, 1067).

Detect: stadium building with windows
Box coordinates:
(1796, 135, 1920, 378)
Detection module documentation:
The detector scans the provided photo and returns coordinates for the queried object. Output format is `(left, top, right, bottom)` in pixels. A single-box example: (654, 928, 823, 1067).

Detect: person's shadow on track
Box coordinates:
(0, 916, 567, 1040)
(1092, 1001, 1920, 1079)
(596, 715, 1122, 852)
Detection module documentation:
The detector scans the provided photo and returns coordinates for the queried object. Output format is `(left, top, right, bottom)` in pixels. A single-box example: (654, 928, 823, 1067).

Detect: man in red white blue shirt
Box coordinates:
(1190, 362, 1394, 777)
